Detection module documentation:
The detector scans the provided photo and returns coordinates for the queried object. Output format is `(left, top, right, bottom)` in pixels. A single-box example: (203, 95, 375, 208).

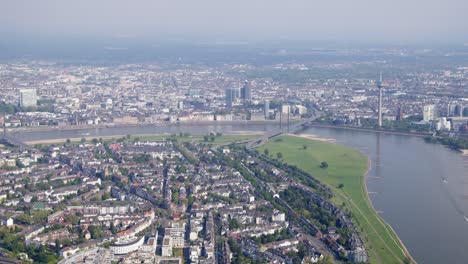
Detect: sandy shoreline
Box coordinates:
(287, 133, 337, 142)
(461, 149, 468, 157)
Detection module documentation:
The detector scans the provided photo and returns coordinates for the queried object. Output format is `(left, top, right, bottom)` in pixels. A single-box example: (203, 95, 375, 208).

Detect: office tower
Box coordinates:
(240, 80, 252, 100)
(225, 88, 237, 108)
(447, 103, 457, 117)
(20, 89, 37, 108)
(234, 87, 240, 99)
(396, 106, 403, 121)
(455, 104, 463, 117)
(264, 100, 270, 119)
(377, 73, 383, 127)
(423, 105, 438, 121)
(177, 101, 184, 110)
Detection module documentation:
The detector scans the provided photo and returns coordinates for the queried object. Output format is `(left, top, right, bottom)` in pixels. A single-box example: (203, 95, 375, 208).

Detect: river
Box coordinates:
(14, 124, 468, 263)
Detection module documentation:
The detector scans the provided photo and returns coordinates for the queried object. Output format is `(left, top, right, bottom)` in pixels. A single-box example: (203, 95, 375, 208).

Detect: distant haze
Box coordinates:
(1, 0, 467, 44)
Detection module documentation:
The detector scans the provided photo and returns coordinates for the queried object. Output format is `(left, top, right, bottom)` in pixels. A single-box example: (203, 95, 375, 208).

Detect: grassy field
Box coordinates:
(123, 133, 260, 145)
(172, 247, 184, 258)
(27, 134, 260, 147)
(258, 135, 412, 264)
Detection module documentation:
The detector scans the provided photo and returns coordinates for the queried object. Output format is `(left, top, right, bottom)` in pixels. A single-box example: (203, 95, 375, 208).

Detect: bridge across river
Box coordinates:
(246, 113, 322, 149)
(0, 133, 35, 150)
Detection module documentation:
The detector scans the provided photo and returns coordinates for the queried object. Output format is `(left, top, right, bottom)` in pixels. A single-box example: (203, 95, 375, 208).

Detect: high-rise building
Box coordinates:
(240, 80, 251, 100)
(234, 87, 241, 98)
(396, 106, 403, 121)
(423, 104, 438, 121)
(264, 100, 270, 119)
(447, 103, 457, 117)
(377, 73, 383, 127)
(225, 87, 237, 108)
(20, 89, 37, 108)
(177, 100, 184, 110)
(463, 106, 468, 117)
(455, 105, 463, 117)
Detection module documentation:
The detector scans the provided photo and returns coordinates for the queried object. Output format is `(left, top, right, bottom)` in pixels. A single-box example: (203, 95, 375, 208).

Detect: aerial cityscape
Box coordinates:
(0, 1, 467, 264)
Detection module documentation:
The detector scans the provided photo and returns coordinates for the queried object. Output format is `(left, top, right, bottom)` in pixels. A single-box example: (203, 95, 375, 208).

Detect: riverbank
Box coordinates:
(307, 123, 468, 158)
(24, 131, 266, 145)
(361, 152, 416, 264)
(258, 135, 413, 263)
(288, 133, 336, 143)
(6, 120, 288, 133)
(306, 123, 431, 138)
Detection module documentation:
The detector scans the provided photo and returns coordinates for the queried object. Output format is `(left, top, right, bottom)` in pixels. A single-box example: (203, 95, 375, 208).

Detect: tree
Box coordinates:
(88, 225, 103, 239)
(37, 157, 49, 164)
(110, 222, 117, 234)
(338, 183, 344, 188)
(264, 148, 269, 156)
(276, 152, 283, 159)
(102, 192, 111, 200)
(15, 159, 25, 168)
(175, 165, 187, 173)
(303, 145, 307, 150)
(317, 255, 334, 264)
(320, 161, 328, 168)
(203, 135, 209, 142)
(80, 138, 86, 143)
(55, 239, 61, 254)
(229, 218, 241, 229)
(65, 213, 79, 225)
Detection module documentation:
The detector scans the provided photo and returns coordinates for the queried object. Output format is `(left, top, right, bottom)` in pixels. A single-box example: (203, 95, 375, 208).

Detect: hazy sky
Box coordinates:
(1, 0, 467, 43)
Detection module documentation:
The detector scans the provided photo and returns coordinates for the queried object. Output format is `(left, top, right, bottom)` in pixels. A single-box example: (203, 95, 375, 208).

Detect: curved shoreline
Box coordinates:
(291, 133, 415, 262)
(306, 123, 431, 138)
(362, 154, 416, 263)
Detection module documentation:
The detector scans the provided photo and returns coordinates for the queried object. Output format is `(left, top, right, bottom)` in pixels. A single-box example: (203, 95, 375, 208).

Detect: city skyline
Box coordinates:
(0, 1, 467, 264)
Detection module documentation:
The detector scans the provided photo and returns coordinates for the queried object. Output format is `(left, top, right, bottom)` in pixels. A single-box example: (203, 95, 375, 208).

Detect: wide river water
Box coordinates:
(14, 124, 468, 263)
